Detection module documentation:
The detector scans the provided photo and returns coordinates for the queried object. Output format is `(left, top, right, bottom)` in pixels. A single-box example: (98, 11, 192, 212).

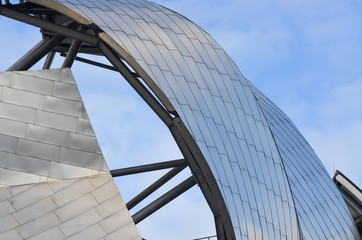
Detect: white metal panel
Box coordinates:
(0, 69, 141, 239)
(250, 81, 360, 239)
(0, 69, 109, 186)
(0, 174, 141, 240)
(53, 1, 298, 239)
(17, 0, 359, 239)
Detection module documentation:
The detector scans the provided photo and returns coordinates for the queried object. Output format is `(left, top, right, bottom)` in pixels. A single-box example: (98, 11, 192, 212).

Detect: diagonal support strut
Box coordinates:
(132, 176, 197, 224)
(110, 159, 187, 177)
(126, 166, 186, 210)
(7, 34, 65, 71)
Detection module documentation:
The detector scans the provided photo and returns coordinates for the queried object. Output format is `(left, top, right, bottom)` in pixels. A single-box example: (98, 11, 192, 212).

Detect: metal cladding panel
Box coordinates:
(0, 69, 141, 239)
(0, 174, 141, 240)
(52, 0, 299, 239)
(0, 69, 108, 186)
(249, 83, 360, 239)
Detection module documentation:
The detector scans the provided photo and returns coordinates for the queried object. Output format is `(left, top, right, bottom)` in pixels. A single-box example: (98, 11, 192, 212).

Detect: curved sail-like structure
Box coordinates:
(0, 69, 141, 240)
(0, 0, 359, 239)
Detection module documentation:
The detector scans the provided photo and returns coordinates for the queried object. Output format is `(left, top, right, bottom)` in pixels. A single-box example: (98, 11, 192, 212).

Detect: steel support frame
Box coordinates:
(42, 51, 55, 69)
(62, 38, 83, 68)
(62, 26, 86, 68)
(0, 6, 99, 45)
(98, 41, 235, 240)
(110, 159, 187, 177)
(0, 4, 236, 239)
(7, 38, 46, 71)
(97, 41, 173, 126)
(126, 166, 186, 210)
(169, 118, 235, 240)
(60, 53, 117, 72)
(132, 176, 197, 224)
(7, 34, 66, 71)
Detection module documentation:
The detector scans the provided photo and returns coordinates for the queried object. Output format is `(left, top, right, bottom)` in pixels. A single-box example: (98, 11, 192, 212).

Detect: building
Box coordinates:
(0, 0, 360, 239)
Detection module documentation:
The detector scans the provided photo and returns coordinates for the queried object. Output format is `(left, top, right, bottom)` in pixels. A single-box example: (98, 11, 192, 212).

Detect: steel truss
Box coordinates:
(0, 2, 235, 239)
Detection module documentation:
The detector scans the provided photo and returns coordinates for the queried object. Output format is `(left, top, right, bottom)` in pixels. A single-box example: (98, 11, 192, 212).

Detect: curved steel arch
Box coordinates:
(0, 1, 235, 239)
(0, 0, 359, 239)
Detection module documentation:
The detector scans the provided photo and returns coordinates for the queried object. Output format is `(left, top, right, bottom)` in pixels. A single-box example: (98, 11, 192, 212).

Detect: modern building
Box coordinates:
(333, 171, 362, 238)
(0, 0, 360, 239)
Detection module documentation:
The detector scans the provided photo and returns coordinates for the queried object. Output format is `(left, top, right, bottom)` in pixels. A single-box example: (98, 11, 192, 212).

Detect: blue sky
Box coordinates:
(0, 0, 361, 239)
(156, 0, 362, 184)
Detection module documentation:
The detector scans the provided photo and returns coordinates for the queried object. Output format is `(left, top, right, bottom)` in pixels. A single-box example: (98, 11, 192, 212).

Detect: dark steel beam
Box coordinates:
(0, 6, 99, 45)
(97, 40, 173, 126)
(42, 51, 55, 69)
(132, 176, 197, 224)
(60, 53, 117, 72)
(56, 44, 101, 55)
(61, 53, 139, 77)
(126, 166, 186, 210)
(111, 159, 187, 177)
(7, 38, 45, 71)
(98, 39, 234, 239)
(62, 38, 82, 68)
(62, 27, 85, 68)
(169, 117, 235, 240)
(7, 34, 65, 71)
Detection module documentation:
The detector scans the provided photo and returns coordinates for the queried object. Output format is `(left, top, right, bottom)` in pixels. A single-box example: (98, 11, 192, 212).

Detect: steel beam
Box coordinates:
(126, 166, 186, 210)
(97, 40, 173, 126)
(7, 34, 65, 71)
(0, 6, 98, 45)
(42, 51, 55, 69)
(60, 53, 117, 72)
(62, 39, 82, 68)
(132, 176, 197, 224)
(169, 117, 235, 240)
(111, 159, 187, 177)
(0, 5, 235, 237)
(98, 38, 234, 239)
(62, 27, 85, 68)
(7, 38, 45, 71)
(56, 44, 101, 55)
